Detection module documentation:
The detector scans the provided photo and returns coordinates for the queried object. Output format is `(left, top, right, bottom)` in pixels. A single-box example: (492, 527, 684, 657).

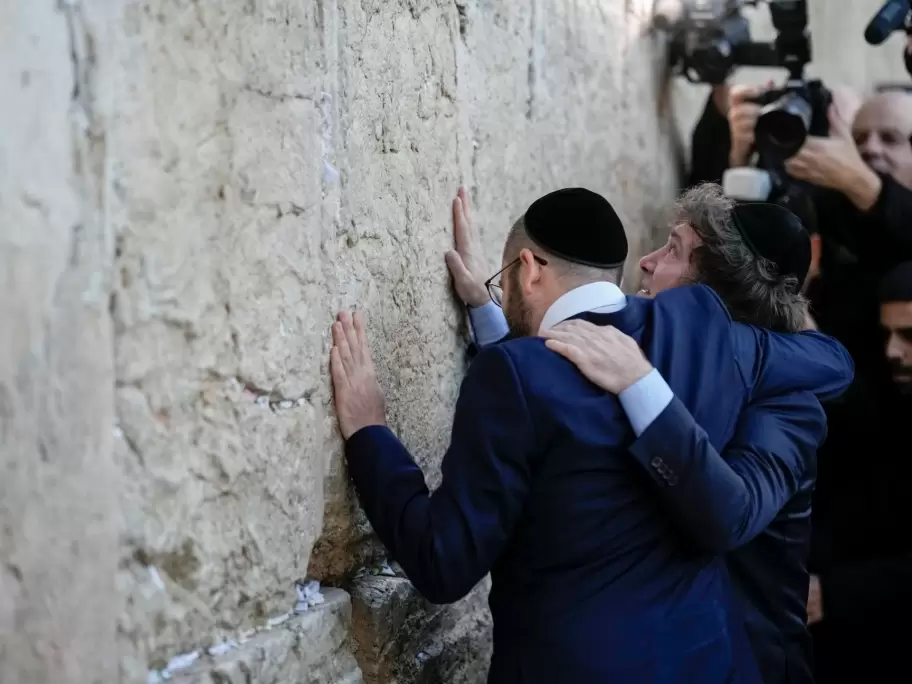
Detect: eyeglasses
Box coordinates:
(484, 255, 548, 308)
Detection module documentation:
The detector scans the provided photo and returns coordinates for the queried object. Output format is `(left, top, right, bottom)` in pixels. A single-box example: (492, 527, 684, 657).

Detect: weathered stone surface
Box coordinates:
(350, 571, 492, 684)
(0, 2, 121, 683)
(7, 2, 896, 683)
(167, 588, 362, 684)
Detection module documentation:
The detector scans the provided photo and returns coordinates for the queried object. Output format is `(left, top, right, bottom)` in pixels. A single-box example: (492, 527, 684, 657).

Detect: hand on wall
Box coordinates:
(330, 312, 387, 440)
(445, 187, 490, 308)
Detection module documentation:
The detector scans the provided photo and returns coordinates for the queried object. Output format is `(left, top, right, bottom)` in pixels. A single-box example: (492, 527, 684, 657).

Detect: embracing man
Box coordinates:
(450, 184, 846, 684)
(329, 186, 852, 683)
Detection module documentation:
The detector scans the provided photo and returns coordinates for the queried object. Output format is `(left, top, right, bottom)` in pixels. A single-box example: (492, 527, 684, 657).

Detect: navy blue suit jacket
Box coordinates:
(345, 285, 852, 684)
(628, 340, 846, 684)
(466, 289, 854, 684)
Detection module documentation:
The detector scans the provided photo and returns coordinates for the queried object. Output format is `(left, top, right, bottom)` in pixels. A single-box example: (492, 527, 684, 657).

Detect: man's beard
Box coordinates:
(504, 269, 535, 337)
(890, 360, 912, 396)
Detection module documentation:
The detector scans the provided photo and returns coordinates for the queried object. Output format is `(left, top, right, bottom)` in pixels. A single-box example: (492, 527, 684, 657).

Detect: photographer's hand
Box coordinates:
(727, 84, 766, 168)
(785, 104, 881, 211)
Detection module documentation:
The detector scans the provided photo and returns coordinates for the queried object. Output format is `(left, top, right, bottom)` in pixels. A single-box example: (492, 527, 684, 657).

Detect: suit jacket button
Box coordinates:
(667, 475, 679, 486)
(651, 457, 663, 469)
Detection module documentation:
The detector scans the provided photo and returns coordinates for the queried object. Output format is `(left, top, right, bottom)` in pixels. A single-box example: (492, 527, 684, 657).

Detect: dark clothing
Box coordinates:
(346, 285, 851, 684)
(637, 394, 821, 684)
(688, 92, 912, 682)
(687, 94, 732, 188)
(469, 299, 852, 683)
(808, 388, 912, 682)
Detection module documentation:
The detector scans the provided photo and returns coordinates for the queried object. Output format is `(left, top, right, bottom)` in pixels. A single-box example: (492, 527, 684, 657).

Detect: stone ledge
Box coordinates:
(350, 573, 492, 684)
(170, 588, 363, 684)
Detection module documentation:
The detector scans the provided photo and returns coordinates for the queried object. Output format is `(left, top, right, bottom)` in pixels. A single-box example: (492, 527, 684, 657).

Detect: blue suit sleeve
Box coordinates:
(344, 346, 536, 604)
(628, 391, 826, 553)
(730, 324, 854, 403)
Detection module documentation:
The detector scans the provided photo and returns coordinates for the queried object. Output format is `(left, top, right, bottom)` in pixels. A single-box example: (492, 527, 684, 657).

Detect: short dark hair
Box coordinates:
(675, 183, 809, 332)
(880, 262, 912, 303)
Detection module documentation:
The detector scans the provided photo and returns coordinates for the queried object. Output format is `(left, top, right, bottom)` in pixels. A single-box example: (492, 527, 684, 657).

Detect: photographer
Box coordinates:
(686, 85, 735, 188)
(691, 86, 912, 261)
(787, 90, 912, 264)
(688, 83, 912, 681)
(807, 262, 912, 684)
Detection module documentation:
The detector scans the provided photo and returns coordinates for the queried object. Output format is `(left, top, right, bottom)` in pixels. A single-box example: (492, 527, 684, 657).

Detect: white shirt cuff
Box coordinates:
(467, 301, 510, 347)
(618, 368, 674, 437)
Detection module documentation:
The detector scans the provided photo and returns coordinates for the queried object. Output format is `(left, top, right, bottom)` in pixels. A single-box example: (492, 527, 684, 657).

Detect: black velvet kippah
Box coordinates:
(524, 188, 628, 268)
(880, 262, 912, 303)
(730, 202, 811, 289)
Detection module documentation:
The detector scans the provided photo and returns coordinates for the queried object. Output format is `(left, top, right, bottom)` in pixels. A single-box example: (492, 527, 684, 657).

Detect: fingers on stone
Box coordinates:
(330, 346, 347, 385)
(343, 313, 360, 357)
(353, 311, 368, 352)
(333, 321, 355, 368)
(331, 320, 345, 347)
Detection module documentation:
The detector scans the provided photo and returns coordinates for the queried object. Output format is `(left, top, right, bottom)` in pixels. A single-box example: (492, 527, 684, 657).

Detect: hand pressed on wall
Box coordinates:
(542, 320, 654, 395)
(330, 311, 387, 440)
(445, 187, 490, 308)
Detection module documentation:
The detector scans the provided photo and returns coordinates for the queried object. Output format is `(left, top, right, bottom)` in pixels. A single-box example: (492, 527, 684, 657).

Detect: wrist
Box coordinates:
(842, 164, 882, 211)
(463, 290, 490, 309)
(466, 295, 491, 309)
(618, 362, 654, 393)
(711, 86, 730, 115)
(344, 418, 387, 441)
(729, 148, 749, 168)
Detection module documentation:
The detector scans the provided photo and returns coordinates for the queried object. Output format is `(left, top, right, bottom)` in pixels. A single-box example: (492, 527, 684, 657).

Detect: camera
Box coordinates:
(660, 0, 831, 163)
(752, 79, 832, 162)
(660, 0, 774, 85)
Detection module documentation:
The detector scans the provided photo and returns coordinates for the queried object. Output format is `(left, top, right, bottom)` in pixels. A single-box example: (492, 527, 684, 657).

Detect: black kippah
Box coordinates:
(729, 202, 811, 289)
(524, 188, 628, 268)
(880, 262, 912, 303)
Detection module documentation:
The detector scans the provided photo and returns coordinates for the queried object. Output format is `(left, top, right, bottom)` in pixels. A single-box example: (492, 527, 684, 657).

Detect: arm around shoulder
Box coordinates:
(628, 391, 826, 552)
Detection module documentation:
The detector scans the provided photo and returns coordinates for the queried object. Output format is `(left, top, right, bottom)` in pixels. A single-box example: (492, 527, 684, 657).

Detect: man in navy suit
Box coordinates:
(447, 184, 848, 683)
(331, 187, 851, 682)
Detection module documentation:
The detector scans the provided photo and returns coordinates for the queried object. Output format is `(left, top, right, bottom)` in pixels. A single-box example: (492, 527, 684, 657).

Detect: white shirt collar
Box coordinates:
(538, 281, 627, 334)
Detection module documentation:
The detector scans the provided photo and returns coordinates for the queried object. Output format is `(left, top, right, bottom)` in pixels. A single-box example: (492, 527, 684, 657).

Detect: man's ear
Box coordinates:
(517, 247, 544, 293)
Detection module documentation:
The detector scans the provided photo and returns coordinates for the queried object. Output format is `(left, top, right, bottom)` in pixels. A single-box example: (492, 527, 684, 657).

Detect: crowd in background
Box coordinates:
(685, 82, 912, 682)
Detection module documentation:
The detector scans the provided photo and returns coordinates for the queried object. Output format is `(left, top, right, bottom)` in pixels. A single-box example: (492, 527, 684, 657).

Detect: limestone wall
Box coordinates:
(4, 1, 902, 683)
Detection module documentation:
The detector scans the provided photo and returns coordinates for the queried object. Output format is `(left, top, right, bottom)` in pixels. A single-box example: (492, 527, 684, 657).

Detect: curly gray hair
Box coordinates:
(675, 183, 809, 333)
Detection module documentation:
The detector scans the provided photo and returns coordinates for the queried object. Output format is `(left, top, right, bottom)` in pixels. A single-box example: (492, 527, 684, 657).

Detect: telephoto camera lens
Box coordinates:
(754, 92, 813, 161)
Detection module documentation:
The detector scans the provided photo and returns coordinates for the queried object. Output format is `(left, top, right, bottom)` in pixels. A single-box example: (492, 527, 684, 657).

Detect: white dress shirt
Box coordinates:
(466, 281, 673, 435)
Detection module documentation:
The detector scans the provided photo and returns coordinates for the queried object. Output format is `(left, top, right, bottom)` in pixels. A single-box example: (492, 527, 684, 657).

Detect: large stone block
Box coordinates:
(349, 570, 492, 684)
(166, 588, 363, 684)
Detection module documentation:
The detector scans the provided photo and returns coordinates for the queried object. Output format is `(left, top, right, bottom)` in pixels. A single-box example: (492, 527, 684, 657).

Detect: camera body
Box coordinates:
(663, 1, 817, 84)
(662, 1, 830, 193)
(751, 79, 832, 163)
(665, 1, 778, 84)
(667, 4, 754, 84)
